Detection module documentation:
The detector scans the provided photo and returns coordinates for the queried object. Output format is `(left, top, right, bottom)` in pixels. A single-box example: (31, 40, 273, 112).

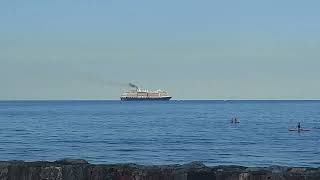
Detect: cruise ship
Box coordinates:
(120, 83, 172, 101)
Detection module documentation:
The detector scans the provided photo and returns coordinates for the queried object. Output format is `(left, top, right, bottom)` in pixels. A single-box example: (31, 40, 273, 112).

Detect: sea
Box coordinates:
(0, 100, 319, 167)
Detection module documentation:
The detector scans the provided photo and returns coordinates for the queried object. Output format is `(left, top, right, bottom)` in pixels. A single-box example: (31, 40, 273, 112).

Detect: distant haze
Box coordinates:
(1, 0, 320, 100)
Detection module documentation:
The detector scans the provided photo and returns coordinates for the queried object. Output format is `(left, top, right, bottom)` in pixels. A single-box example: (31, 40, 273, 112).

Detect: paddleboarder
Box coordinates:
(297, 122, 301, 130)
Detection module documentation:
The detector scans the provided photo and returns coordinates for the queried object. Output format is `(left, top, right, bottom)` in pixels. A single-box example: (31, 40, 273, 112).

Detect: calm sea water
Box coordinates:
(0, 100, 319, 167)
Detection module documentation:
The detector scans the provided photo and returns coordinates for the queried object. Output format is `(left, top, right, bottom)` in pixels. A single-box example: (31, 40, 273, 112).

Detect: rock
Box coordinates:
(61, 164, 87, 180)
(181, 161, 207, 170)
(7, 163, 42, 180)
(0, 160, 319, 180)
(288, 167, 307, 174)
(0, 162, 9, 180)
(40, 166, 62, 180)
(267, 165, 289, 173)
(55, 159, 88, 165)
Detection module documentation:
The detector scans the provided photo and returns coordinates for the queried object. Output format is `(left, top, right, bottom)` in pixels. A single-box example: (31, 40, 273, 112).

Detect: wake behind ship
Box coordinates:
(120, 83, 172, 101)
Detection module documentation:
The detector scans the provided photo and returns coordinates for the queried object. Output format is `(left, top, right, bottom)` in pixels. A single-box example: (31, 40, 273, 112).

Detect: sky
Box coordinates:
(1, 0, 320, 100)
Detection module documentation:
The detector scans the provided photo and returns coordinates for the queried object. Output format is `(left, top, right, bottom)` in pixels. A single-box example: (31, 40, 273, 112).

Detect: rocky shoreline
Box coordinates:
(0, 159, 319, 180)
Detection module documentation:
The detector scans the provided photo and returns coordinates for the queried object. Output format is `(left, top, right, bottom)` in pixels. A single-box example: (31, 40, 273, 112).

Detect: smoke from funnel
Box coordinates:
(129, 83, 139, 89)
(75, 71, 131, 88)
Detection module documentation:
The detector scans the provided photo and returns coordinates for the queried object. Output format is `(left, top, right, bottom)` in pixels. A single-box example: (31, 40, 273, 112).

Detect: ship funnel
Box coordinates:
(129, 83, 139, 90)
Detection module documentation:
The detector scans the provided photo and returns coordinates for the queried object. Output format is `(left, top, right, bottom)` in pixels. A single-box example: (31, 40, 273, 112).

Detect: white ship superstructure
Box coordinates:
(120, 84, 172, 101)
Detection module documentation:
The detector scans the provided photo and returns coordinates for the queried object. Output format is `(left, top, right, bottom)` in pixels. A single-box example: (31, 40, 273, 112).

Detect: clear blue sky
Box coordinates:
(1, 0, 320, 100)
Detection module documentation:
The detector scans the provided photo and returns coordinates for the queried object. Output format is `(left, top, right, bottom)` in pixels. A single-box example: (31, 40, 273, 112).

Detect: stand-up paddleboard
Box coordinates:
(288, 128, 310, 132)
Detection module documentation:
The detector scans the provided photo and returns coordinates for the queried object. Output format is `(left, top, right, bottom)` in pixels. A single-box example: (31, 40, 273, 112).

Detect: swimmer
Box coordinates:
(231, 117, 240, 123)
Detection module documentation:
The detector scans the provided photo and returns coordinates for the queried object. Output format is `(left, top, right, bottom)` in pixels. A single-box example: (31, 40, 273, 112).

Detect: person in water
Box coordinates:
(231, 117, 239, 123)
(297, 122, 301, 130)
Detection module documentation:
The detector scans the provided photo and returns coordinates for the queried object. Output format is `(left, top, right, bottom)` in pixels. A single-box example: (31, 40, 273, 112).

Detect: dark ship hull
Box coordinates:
(120, 97, 172, 101)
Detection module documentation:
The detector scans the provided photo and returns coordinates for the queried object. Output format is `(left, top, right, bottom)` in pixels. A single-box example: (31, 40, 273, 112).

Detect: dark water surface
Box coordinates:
(0, 100, 319, 167)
